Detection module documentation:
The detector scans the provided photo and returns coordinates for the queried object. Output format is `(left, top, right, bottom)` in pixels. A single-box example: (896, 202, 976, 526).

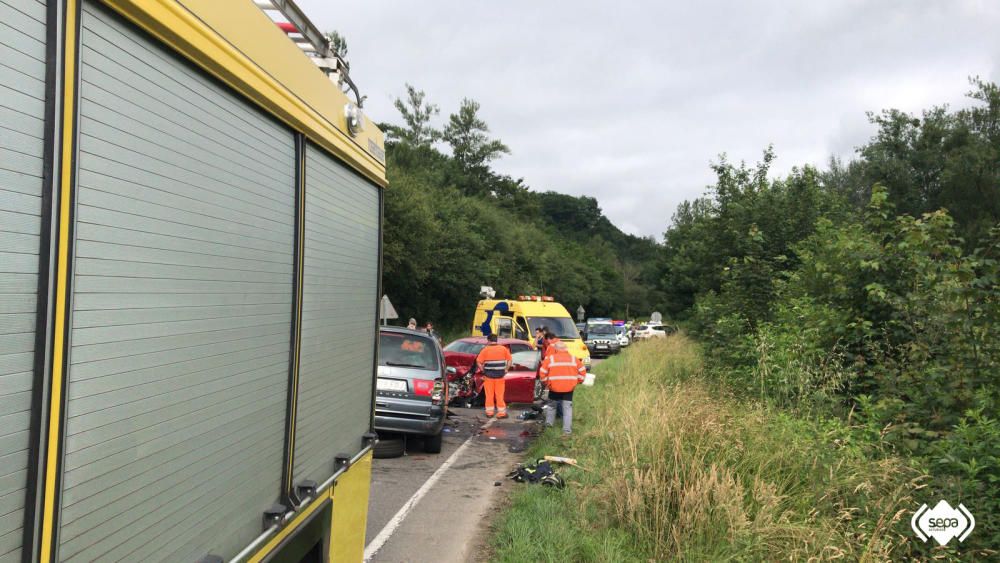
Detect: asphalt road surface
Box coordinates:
(364, 358, 604, 563)
(364, 406, 536, 562)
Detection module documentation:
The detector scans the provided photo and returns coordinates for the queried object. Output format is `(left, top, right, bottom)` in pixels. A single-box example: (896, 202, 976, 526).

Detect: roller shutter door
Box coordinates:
(59, 3, 295, 561)
(0, 1, 46, 562)
(293, 143, 379, 483)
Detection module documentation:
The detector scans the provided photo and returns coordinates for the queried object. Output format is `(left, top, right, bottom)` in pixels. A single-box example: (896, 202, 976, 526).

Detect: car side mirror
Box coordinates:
(446, 366, 457, 374)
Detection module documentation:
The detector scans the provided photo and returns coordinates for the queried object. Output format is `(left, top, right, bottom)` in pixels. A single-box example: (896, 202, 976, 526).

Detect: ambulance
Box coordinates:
(470, 295, 591, 369)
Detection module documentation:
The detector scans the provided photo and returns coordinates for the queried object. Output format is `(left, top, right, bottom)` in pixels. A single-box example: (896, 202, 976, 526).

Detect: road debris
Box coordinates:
(507, 459, 566, 489)
(543, 455, 590, 472)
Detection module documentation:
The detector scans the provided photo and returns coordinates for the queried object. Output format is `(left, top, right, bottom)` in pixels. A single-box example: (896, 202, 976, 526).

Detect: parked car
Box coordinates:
(584, 321, 621, 357)
(375, 327, 448, 453)
(615, 324, 631, 347)
(632, 324, 652, 340)
(443, 337, 539, 406)
(477, 349, 544, 405)
(632, 324, 677, 340)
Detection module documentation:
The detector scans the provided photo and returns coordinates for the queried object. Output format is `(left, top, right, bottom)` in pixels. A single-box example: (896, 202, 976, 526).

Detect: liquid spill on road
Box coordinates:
(474, 421, 541, 453)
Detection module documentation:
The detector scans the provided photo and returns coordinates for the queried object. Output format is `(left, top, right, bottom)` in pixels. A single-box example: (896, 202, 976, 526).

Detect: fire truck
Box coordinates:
(0, 0, 385, 560)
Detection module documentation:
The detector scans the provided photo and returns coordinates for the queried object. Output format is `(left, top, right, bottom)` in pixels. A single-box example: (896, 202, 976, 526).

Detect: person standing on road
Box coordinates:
(474, 334, 512, 418)
(534, 327, 547, 379)
(424, 321, 442, 345)
(541, 330, 564, 419)
(538, 341, 586, 435)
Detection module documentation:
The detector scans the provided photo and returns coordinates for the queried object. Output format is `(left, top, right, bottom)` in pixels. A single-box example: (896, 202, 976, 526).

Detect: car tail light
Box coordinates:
(412, 379, 435, 396)
(413, 379, 445, 405)
(432, 380, 444, 405)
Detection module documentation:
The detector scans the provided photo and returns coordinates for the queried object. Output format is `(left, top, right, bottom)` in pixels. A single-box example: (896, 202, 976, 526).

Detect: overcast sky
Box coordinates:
(296, 0, 1000, 239)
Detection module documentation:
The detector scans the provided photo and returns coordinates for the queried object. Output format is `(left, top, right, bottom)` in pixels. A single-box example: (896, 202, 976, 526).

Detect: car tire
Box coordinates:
(424, 431, 443, 454)
(373, 435, 405, 459)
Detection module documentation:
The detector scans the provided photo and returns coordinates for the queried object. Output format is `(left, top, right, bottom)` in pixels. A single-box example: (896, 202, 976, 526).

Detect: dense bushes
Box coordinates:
(668, 81, 1000, 554)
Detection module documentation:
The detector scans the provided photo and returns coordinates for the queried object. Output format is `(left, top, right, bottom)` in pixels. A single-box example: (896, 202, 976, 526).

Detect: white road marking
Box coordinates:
(363, 417, 497, 562)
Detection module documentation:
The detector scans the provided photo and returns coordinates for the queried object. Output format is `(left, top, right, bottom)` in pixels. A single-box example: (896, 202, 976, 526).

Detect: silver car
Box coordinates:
(374, 327, 447, 453)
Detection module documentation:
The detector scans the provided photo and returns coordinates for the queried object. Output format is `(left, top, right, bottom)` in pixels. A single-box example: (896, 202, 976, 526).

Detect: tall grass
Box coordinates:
(491, 337, 933, 561)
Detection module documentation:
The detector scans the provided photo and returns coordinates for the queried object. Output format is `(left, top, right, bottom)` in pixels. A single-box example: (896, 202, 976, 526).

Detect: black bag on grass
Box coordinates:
(507, 460, 565, 489)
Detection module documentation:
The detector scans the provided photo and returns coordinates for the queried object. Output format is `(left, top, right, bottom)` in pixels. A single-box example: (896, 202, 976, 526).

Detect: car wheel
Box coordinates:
(424, 431, 443, 454)
(373, 435, 405, 459)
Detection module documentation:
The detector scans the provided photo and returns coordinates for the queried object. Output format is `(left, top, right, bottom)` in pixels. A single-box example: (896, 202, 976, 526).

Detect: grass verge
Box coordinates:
(489, 336, 931, 562)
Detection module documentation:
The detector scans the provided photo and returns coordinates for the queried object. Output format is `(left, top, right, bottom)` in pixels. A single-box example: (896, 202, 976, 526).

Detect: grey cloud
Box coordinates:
(296, 0, 1000, 238)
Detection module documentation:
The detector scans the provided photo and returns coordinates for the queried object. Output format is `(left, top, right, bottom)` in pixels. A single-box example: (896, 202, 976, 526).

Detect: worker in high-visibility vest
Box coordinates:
(474, 333, 512, 418)
(538, 341, 586, 435)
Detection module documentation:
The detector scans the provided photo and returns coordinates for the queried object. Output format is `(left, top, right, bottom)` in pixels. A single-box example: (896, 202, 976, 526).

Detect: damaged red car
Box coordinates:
(443, 337, 542, 406)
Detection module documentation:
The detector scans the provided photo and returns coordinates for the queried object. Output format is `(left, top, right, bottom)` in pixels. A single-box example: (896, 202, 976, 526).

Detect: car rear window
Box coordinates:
(636, 325, 648, 330)
(380, 332, 439, 370)
(443, 340, 485, 355)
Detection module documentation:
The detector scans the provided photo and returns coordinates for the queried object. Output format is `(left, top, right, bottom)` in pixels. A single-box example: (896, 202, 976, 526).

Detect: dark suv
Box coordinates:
(374, 327, 447, 453)
(584, 323, 621, 357)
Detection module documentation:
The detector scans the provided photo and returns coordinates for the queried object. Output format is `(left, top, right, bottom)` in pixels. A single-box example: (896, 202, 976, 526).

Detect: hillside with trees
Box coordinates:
(378, 85, 662, 328)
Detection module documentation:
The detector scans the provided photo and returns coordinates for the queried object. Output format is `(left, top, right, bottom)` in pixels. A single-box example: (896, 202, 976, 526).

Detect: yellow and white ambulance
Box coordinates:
(470, 295, 591, 369)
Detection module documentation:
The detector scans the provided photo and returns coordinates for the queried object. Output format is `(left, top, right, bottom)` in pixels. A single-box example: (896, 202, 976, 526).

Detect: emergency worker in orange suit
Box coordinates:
(538, 341, 586, 435)
(474, 333, 512, 418)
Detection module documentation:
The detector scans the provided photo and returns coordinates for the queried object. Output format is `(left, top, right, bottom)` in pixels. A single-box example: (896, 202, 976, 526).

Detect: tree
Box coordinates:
(384, 84, 440, 147)
(377, 84, 661, 327)
(659, 149, 843, 321)
(324, 30, 348, 60)
(856, 78, 1000, 247)
(442, 98, 509, 174)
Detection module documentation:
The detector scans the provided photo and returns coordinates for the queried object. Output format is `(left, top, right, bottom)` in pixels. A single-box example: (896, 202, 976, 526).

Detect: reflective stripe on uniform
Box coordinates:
(546, 375, 582, 381)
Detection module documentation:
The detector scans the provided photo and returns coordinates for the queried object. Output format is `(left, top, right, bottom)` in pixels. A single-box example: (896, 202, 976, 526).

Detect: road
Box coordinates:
(364, 358, 604, 563)
(364, 406, 536, 562)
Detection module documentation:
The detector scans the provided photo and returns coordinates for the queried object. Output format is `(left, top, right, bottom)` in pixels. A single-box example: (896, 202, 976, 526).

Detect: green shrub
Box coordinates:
(684, 190, 999, 554)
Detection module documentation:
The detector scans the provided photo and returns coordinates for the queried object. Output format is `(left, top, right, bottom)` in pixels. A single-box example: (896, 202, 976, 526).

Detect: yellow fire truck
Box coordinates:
(0, 0, 384, 561)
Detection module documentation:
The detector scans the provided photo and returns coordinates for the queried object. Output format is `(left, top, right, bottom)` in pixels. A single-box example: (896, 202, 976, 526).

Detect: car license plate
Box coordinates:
(377, 378, 406, 392)
(596, 344, 607, 349)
